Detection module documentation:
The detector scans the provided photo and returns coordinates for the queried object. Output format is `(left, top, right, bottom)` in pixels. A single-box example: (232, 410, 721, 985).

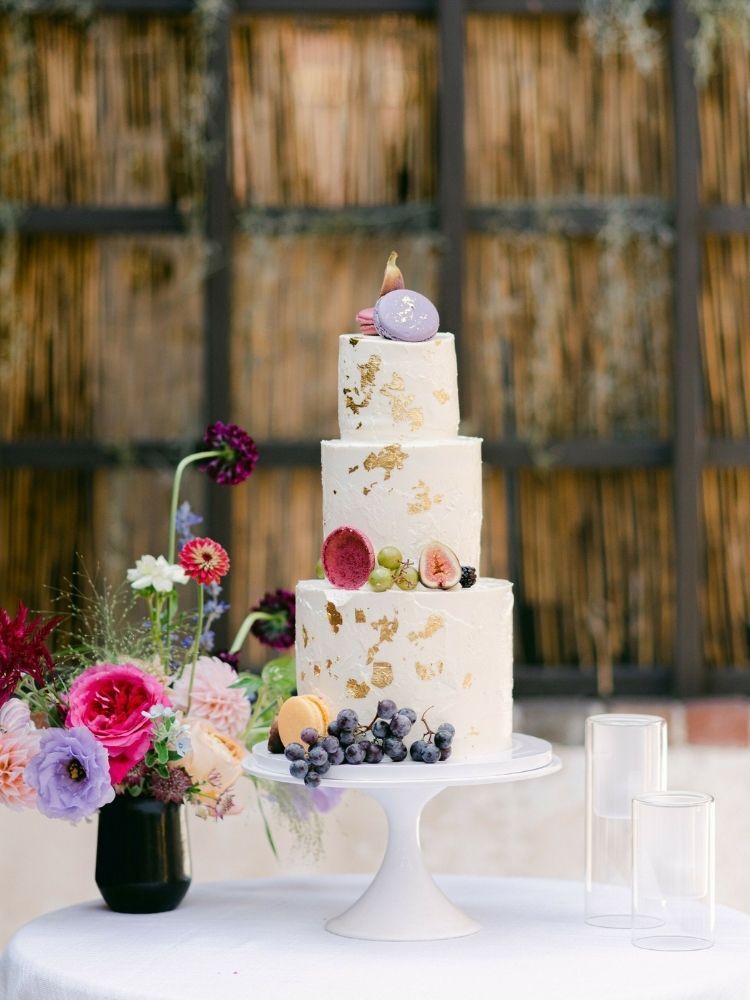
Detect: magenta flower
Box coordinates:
(250, 589, 296, 650)
(0, 604, 62, 708)
(201, 422, 258, 486)
(26, 727, 115, 821)
(179, 537, 230, 587)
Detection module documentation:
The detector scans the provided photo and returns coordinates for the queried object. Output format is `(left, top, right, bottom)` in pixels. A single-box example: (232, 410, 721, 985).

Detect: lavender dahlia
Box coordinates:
(26, 727, 115, 821)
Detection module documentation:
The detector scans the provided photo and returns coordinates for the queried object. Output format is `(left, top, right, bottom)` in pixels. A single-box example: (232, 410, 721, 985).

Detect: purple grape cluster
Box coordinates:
(285, 700, 455, 785)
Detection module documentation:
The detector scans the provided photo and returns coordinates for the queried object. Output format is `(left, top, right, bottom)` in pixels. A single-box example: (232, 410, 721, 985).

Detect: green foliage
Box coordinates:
(582, 0, 662, 74)
(688, 0, 750, 86)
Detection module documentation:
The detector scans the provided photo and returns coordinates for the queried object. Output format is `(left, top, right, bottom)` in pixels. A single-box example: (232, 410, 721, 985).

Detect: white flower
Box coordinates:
(127, 555, 188, 593)
(144, 704, 175, 721)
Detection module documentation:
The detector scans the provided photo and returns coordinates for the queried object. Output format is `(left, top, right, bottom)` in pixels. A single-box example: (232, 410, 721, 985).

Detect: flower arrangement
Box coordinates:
(0, 422, 338, 847)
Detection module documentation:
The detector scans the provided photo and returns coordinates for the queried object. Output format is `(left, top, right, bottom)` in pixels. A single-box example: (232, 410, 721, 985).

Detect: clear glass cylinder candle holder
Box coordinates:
(585, 714, 667, 927)
(632, 791, 715, 951)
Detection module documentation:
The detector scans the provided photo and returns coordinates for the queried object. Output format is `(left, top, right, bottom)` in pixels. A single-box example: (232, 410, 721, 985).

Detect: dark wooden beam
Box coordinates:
(469, 199, 673, 236)
(236, 0, 433, 10)
(704, 440, 750, 466)
(238, 203, 438, 235)
(203, 5, 233, 646)
(13, 206, 185, 236)
(468, 0, 670, 11)
(671, 0, 703, 698)
(514, 666, 672, 697)
(703, 205, 750, 235)
(437, 0, 465, 346)
(483, 439, 672, 468)
(0, 438, 682, 469)
(706, 670, 750, 695)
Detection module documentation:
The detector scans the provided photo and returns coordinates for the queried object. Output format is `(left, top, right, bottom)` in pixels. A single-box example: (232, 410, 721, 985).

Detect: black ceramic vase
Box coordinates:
(95, 794, 192, 913)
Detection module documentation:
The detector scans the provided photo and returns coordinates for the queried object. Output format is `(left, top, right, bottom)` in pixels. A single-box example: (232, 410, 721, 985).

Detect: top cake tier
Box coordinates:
(338, 333, 459, 441)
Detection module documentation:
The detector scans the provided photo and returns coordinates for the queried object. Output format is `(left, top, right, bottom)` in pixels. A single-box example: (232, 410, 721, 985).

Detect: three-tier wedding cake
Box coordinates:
(294, 292, 514, 761)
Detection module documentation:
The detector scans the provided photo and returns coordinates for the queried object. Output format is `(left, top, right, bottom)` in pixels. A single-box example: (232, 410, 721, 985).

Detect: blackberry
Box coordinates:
(460, 565, 477, 588)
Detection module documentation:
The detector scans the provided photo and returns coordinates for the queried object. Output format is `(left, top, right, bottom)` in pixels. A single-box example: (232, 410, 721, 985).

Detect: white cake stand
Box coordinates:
(245, 734, 561, 942)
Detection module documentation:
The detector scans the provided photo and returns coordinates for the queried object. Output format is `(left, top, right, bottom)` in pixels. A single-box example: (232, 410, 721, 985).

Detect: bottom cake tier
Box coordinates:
(295, 578, 514, 761)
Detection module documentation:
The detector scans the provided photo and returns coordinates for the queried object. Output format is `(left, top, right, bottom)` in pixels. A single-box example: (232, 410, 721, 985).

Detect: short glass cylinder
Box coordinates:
(584, 714, 667, 928)
(632, 791, 715, 951)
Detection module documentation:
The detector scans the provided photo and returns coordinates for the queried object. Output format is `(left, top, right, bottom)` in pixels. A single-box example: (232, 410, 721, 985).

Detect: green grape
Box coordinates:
(377, 546, 403, 571)
(315, 559, 325, 580)
(396, 566, 419, 591)
(369, 566, 394, 592)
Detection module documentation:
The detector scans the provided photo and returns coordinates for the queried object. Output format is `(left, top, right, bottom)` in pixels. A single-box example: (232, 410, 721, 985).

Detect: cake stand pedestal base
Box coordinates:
(326, 784, 479, 940)
(246, 734, 561, 942)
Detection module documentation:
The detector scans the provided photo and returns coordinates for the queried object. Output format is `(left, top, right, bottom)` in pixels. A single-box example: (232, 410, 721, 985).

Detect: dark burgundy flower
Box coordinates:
(149, 766, 193, 805)
(215, 650, 241, 672)
(0, 604, 62, 708)
(201, 422, 258, 486)
(250, 589, 295, 650)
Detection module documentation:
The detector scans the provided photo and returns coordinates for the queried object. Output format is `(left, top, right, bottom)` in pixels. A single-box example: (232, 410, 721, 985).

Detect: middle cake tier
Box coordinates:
(321, 437, 483, 569)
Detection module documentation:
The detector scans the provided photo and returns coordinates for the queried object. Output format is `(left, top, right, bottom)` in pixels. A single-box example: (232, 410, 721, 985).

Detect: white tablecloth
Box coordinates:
(2, 876, 750, 1000)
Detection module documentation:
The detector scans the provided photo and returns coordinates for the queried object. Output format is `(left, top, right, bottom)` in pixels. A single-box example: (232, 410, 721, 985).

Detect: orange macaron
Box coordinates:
(277, 694, 331, 747)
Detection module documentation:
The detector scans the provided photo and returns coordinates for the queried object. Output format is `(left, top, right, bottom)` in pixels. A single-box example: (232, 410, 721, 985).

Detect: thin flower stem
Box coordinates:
(229, 610, 278, 654)
(168, 450, 221, 565)
(186, 584, 205, 714)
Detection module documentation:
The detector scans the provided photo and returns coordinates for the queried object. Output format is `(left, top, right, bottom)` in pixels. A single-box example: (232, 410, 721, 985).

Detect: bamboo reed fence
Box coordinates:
(0, 16, 205, 206)
(465, 15, 673, 201)
(1, 10, 749, 674)
(230, 16, 436, 207)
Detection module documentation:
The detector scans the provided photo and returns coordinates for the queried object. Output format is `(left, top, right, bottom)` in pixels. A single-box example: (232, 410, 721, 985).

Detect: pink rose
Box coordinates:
(67, 663, 170, 782)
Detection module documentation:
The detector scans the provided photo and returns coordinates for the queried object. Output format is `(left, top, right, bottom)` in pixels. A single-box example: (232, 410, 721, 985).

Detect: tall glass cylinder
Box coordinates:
(585, 714, 667, 927)
(632, 791, 715, 951)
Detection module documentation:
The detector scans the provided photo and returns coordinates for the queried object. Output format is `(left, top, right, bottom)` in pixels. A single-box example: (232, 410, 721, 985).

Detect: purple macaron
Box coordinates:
(373, 289, 440, 343)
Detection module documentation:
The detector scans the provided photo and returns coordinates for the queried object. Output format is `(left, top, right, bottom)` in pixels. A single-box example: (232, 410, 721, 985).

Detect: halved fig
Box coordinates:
(419, 541, 462, 590)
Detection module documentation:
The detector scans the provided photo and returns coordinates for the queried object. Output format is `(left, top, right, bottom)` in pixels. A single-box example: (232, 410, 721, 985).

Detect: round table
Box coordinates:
(2, 877, 750, 1000)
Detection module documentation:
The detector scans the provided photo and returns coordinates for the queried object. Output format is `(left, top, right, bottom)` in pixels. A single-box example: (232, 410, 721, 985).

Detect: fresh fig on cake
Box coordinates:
(268, 717, 285, 754)
(419, 541, 462, 590)
(379, 250, 405, 296)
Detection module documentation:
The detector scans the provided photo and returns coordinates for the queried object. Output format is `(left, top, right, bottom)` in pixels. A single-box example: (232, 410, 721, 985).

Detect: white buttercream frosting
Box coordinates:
(338, 333, 460, 441)
(321, 437, 483, 569)
(296, 579, 514, 760)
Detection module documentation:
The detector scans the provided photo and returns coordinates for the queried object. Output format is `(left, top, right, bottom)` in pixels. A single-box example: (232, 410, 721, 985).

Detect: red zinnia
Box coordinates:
(0, 603, 62, 708)
(179, 538, 230, 586)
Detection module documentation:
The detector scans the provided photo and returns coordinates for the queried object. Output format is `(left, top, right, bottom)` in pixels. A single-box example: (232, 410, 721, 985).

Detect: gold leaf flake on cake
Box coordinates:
(433, 389, 450, 405)
(349, 337, 359, 346)
(380, 374, 423, 431)
(463, 672, 473, 689)
(354, 609, 366, 623)
(313, 664, 321, 676)
(300, 671, 306, 682)
(326, 602, 343, 634)
(407, 614, 444, 643)
(344, 355, 382, 415)
(371, 662, 394, 688)
(468, 726, 480, 737)
(302, 626, 309, 648)
(366, 614, 399, 664)
(407, 480, 444, 514)
(346, 679, 370, 699)
(363, 444, 408, 482)
(348, 465, 359, 474)
(415, 660, 444, 681)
